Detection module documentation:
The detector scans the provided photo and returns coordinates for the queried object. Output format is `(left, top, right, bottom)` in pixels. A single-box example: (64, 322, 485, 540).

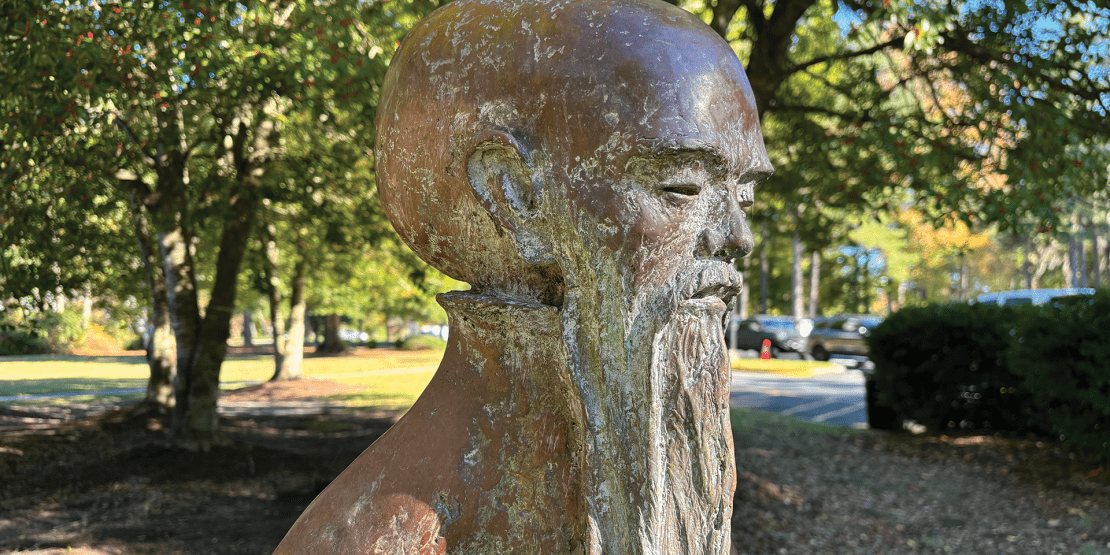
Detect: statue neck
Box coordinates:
(438, 291, 565, 370)
(422, 291, 588, 550)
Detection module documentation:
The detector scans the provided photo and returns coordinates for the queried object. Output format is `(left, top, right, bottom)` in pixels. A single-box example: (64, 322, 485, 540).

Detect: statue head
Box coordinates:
(374, 1, 773, 550)
(375, 0, 772, 310)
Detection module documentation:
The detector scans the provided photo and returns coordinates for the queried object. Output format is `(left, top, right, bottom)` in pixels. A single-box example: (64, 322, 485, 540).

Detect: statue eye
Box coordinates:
(660, 184, 701, 198)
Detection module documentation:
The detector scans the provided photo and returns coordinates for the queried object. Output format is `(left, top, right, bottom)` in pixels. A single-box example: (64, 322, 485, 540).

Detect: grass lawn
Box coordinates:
(0, 349, 444, 410)
(2, 348, 831, 411)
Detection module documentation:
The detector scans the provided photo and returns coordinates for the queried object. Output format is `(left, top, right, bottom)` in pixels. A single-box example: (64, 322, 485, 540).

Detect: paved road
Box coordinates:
(730, 366, 868, 428)
(6, 367, 870, 426)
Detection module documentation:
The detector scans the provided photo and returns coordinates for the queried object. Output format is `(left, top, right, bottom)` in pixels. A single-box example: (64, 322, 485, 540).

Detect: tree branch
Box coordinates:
(768, 103, 875, 123)
(940, 30, 1110, 102)
(791, 34, 906, 73)
(711, 0, 746, 39)
(112, 114, 159, 167)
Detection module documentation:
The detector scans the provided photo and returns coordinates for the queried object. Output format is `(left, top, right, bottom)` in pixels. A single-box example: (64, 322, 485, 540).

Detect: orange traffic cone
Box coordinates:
(760, 339, 772, 360)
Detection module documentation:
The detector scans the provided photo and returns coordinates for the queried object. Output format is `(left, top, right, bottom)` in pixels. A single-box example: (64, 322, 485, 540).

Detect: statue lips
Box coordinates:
(681, 261, 742, 315)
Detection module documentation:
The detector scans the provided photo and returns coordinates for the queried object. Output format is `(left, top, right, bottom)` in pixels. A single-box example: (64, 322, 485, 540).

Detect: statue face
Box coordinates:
(535, 12, 773, 318)
(535, 33, 772, 547)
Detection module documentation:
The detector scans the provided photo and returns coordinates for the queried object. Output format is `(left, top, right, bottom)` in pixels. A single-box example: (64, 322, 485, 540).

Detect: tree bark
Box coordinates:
(1076, 231, 1087, 288)
(791, 208, 804, 317)
(740, 0, 820, 116)
(130, 193, 176, 410)
(159, 225, 201, 434)
(1064, 236, 1075, 288)
(262, 223, 294, 381)
(960, 251, 968, 302)
(1092, 228, 1102, 288)
(739, 256, 750, 319)
(759, 218, 769, 314)
(187, 183, 258, 443)
(284, 256, 307, 378)
(241, 309, 253, 347)
(808, 250, 819, 318)
(317, 313, 349, 354)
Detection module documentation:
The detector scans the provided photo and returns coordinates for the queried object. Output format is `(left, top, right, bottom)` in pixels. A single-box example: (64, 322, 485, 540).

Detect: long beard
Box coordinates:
(566, 279, 736, 555)
(647, 301, 735, 553)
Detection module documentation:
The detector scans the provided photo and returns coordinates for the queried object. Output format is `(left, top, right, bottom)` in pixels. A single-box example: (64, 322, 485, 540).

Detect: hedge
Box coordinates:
(1008, 290, 1110, 458)
(867, 289, 1110, 458)
(867, 302, 1036, 433)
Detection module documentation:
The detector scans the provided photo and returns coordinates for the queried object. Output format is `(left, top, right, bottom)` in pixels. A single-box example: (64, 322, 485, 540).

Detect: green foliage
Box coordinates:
(0, 309, 84, 355)
(39, 310, 86, 348)
(395, 334, 446, 351)
(0, 324, 52, 356)
(1009, 290, 1110, 458)
(870, 292, 1110, 457)
(686, 0, 1110, 310)
(867, 302, 1037, 431)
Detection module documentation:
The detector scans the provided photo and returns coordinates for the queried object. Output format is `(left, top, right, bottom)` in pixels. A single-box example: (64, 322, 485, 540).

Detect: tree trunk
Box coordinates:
(1076, 232, 1087, 288)
(808, 251, 819, 318)
(1092, 228, 1102, 288)
(739, 256, 750, 319)
(1064, 236, 1075, 288)
(862, 251, 873, 311)
(159, 226, 201, 434)
(759, 218, 769, 314)
(262, 223, 293, 381)
(130, 194, 176, 410)
(1022, 243, 1033, 289)
(960, 252, 967, 300)
(187, 184, 258, 443)
(241, 309, 253, 347)
(284, 257, 307, 378)
(81, 285, 93, 329)
(317, 313, 349, 354)
(790, 208, 804, 317)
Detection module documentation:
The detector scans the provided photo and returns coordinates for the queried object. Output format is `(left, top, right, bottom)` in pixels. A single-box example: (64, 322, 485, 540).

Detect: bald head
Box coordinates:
(375, 0, 768, 304)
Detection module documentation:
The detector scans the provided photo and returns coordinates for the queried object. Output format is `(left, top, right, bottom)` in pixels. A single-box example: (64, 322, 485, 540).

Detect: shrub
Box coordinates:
(39, 310, 86, 350)
(74, 323, 124, 353)
(1009, 290, 1110, 458)
(867, 302, 1036, 432)
(396, 334, 447, 351)
(0, 324, 52, 355)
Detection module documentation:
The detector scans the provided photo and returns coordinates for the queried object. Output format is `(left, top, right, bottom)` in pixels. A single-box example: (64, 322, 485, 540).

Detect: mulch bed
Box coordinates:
(2, 380, 1108, 555)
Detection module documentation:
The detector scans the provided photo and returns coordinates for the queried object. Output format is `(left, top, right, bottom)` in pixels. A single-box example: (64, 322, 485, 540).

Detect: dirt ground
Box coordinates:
(2, 378, 1109, 555)
(0, 379, 395, 555)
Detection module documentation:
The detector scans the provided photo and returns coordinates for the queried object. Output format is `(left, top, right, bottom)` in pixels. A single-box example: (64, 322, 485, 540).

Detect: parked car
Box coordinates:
(806, 314, 883, 361)
(973, 288, 1094, 307)
(727, 315, 811, 357)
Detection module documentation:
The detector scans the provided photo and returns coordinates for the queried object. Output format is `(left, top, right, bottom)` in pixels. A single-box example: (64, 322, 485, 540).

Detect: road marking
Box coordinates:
(812, 401, 867, 423)
(780, 397, 837, 416)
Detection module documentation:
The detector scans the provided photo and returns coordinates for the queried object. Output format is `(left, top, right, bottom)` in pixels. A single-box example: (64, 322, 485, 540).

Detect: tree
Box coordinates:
(2, 0, 443, 443)
(672, 0, 1107, 315)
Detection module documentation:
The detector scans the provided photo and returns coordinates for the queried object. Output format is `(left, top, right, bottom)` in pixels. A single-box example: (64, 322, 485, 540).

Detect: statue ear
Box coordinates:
(467, 129, 554, 265)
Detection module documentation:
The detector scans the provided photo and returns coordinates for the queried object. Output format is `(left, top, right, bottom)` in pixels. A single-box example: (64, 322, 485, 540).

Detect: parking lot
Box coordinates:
(729, 363, 869, 428)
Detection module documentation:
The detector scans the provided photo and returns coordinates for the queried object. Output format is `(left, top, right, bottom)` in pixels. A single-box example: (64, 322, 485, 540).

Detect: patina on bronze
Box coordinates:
(273, 0, 772, 553)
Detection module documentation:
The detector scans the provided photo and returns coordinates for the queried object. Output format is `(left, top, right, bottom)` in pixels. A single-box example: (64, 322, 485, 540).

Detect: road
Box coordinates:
(5, 366, 871, 426)
(729, 366, 868, 428)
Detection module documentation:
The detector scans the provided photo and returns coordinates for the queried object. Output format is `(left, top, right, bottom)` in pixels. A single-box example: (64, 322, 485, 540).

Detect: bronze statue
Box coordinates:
(273, 0, 771, 553)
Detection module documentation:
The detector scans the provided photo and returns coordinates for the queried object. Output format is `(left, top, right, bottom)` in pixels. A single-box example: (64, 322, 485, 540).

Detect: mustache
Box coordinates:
(675, 260, 742, 305)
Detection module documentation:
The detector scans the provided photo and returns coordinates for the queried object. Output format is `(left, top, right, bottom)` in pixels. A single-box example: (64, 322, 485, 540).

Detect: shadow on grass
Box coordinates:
(0, 353, 148, 364)
(0, 377, 148, 399)
(322, 392, 420, 415)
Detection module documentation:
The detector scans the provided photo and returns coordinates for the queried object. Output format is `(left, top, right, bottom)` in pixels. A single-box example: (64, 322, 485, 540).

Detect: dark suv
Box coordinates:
(806, 315, 882, 361)
(726, 315, 811, 358)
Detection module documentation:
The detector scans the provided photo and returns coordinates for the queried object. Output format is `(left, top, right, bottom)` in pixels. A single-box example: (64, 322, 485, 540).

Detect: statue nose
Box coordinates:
(699, 192, 754, 260)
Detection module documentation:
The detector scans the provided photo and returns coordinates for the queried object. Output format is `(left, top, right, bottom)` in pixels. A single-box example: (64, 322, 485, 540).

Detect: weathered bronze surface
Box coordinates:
(274, 0, 771, 553)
